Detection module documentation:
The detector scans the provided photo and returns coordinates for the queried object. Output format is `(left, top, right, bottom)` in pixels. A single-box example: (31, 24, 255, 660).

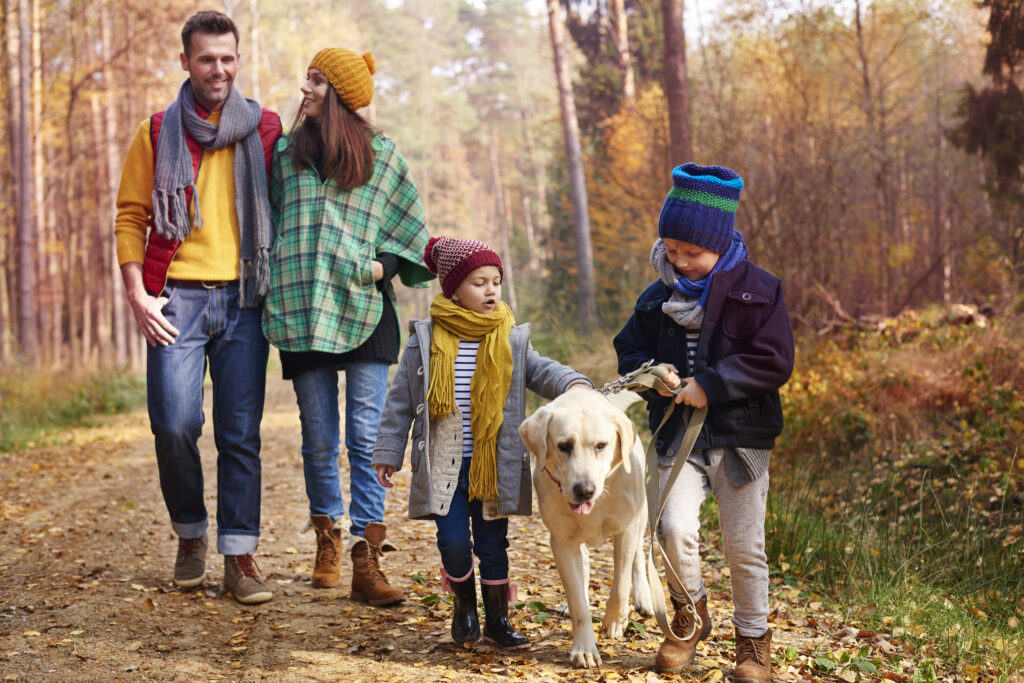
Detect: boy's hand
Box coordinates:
(374, 464, 395, 488)
(654, 363, 681, 396)
(674, 377, 708, 409)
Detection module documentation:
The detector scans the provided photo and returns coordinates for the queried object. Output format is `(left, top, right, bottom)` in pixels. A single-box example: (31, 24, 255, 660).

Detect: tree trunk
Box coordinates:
(248, 0, 261, 101)
(610, 0, 635, 101)
(101, 0, 127, 366)
(2, 0, 17, 363)
(546, 0, 597, 335)
(662, 0, 692, 166)
(518, 101, 551, 268)
(15, 0, 38, 364)
(488, 125, 517, 313)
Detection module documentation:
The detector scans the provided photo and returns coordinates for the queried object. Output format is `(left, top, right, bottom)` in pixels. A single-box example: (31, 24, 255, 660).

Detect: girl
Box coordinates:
(372, 237, 591, 646)
(262, 47, 433, 603)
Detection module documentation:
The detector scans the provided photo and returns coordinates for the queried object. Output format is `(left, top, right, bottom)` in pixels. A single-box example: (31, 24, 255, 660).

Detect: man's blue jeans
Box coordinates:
(291, 361, 389, 536)
(147, 283, 268, 556)
(434, 458, 510, 581)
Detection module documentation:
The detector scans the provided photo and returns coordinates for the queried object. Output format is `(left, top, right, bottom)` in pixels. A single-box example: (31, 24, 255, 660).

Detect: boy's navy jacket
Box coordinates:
(614, 260, 794, 455)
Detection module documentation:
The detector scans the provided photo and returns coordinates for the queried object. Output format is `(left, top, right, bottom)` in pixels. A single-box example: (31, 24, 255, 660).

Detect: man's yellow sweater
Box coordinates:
(114, 111, 240, 281)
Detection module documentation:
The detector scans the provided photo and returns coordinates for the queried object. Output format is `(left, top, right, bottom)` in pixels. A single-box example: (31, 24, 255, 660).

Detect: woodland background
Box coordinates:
(1, 0, 1022, 367)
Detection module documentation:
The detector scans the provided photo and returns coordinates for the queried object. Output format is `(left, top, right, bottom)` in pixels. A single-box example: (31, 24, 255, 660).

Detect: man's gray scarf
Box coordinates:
(152, 80, 271, 308)
(651, 239, 704, 329)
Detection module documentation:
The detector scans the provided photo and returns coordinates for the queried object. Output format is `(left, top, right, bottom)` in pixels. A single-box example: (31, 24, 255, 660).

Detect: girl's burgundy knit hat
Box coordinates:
(423, 236, 503, 297)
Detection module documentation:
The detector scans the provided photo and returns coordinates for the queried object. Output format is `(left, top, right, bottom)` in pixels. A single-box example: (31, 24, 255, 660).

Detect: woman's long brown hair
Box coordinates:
(288, 85, 376, 191)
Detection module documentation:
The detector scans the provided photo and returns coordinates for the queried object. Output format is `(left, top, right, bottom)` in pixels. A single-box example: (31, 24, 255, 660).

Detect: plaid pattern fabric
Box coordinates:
(262, 134, 433, 353)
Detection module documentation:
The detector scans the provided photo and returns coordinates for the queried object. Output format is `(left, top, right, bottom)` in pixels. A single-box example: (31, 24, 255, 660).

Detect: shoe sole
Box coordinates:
(228, 589, 273, 605)
(350, 590, 405, 606)
(174, 571, 207, 589)
(312, 577, 341, 588)
(654, 622, 713, 674)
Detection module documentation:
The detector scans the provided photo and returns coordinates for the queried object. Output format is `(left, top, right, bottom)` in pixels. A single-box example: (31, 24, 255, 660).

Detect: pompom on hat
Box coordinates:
(308, 47, 376, 111)
(424, 236, 503, 298)
(658, 163, 744, 255)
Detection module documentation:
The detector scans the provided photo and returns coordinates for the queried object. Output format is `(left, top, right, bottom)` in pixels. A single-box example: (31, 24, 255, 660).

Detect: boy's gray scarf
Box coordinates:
(651, 240, 704, 329)
(152, 80, 271, 308)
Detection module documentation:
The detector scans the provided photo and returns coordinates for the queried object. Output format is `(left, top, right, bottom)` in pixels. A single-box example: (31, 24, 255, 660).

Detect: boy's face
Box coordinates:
(662, 237, 720, 281)
(451, 265, 502, 314)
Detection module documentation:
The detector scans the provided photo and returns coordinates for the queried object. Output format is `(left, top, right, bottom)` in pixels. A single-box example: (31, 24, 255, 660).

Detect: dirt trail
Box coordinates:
(1, 372, 850, 682)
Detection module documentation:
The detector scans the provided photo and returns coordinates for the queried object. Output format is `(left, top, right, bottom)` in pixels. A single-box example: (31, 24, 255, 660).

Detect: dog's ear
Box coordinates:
(610, 407, 637, 474)
(519, 405, 553, 471)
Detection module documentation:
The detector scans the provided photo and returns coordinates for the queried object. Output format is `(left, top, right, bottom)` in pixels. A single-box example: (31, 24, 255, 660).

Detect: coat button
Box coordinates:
(742, 292, 752, 301)
(417, 366, 424, 376)
(418, 441, 425, 451)
(667, 328, 675, 336)
(416, 403, 424, 415)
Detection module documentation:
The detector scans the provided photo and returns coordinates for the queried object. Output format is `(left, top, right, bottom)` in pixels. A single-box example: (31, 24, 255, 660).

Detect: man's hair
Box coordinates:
(181, 10, 240, 56)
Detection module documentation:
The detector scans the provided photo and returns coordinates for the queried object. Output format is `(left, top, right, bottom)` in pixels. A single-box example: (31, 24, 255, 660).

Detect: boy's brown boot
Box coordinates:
(734, 629, 773, 682)
(350, 522, 405, 606)
(655, 595, 712, 673)
(310, 515, 342, 587)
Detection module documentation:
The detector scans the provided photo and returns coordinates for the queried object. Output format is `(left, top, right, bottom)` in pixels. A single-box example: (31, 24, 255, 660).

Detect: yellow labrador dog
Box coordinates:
(519, 387, 653, 669)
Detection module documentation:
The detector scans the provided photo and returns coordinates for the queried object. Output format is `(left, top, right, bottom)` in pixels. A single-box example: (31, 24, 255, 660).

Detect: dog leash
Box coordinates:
(600, 361, 708, 642)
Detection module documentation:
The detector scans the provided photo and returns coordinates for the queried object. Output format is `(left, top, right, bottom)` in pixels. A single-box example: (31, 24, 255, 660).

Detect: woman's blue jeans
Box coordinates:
(291, 362, 389, 536)
(434, 458, 510, 581)
(146, 283, 268, 556)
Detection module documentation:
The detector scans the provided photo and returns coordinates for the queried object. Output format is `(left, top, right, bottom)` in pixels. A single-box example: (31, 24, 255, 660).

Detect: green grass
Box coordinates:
(0, 365, 145, 453)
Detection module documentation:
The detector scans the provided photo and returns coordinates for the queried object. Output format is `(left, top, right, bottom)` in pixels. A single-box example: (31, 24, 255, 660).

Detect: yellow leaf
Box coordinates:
(23, 630, 41, 637)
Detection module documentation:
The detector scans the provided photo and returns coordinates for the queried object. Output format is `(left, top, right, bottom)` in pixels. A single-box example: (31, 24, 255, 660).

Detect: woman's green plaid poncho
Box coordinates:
(262, 134, 434, 354)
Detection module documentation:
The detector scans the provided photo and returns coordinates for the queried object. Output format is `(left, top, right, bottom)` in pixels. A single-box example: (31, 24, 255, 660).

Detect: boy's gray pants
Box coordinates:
(657, 447, 770, 637)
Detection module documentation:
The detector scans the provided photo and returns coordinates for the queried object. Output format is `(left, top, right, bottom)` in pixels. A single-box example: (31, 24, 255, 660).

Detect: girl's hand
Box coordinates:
(372, 260, 384, 281)
(654, 363, 681, 397)
(374, 464, 395, 488)
(674, 377, 708, 409)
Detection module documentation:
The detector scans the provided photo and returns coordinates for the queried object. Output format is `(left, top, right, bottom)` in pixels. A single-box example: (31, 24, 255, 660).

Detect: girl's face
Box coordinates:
(300, 68, 330, 120)
(662, 237, 720, 281)
(451, 265, 502, 314)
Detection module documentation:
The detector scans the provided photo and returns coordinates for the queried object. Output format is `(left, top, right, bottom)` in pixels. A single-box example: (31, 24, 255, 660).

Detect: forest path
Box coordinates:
(1, 372, 852, 682)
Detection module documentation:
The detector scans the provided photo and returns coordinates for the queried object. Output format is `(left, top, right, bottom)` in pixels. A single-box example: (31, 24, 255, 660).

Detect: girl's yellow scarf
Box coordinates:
(428, 294, 514, 501)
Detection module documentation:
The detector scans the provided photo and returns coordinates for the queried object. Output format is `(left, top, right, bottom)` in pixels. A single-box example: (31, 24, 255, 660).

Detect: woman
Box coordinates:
(262, 47, 433, 604)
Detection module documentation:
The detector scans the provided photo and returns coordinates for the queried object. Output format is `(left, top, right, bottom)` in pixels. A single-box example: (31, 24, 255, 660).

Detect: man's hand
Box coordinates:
(120, 262, 179, 347)
(374, 464, 395, 488)
(674, 377, 708, 409)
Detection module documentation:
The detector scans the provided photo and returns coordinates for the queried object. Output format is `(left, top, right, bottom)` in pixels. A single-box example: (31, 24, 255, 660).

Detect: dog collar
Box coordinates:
(542, 466, 562, 492)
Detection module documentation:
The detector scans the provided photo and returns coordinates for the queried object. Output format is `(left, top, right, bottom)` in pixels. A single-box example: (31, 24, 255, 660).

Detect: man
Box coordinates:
(114, 10, 282, 605)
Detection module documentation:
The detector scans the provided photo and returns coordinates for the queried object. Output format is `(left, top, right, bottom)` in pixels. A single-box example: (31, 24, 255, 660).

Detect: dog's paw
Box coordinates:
(569, 643, 602, 669)
(632, 596, 654, 619)
(604, 620, 625, 640)
(553, 601, 571, 618)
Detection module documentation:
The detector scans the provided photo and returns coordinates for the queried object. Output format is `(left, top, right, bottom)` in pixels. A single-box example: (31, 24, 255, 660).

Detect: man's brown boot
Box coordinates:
(734, 629, 773, 682)
(655, 595, 712, 673)
(310, 515, 342, 587)
(350, 522, 405, 606)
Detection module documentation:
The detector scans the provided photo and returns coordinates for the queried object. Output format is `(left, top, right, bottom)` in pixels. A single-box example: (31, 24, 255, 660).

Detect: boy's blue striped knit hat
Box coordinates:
(658, 163, 744, 254)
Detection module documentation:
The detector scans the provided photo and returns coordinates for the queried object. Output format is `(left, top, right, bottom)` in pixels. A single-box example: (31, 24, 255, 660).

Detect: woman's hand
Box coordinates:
(374, 464, 395, 488)
(372, 260, 384, 281)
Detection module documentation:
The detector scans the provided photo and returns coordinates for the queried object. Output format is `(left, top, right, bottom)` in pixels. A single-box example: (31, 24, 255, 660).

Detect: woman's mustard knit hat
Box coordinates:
(309, 47, 376, 112)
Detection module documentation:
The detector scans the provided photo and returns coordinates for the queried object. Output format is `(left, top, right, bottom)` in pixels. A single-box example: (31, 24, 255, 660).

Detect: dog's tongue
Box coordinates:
(570, 501, 595, 515)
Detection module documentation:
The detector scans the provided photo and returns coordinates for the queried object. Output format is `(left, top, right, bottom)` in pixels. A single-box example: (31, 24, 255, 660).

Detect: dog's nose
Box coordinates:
(573, 481, 596, 501)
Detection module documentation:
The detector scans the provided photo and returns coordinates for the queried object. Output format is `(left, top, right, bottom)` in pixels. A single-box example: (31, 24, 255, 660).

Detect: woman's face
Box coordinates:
(300, 68, 330, 120)
(451, 265, 503, 315)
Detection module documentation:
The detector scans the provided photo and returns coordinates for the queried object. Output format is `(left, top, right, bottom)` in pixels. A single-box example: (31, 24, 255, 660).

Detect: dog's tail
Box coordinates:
(603, 390, 644, 412)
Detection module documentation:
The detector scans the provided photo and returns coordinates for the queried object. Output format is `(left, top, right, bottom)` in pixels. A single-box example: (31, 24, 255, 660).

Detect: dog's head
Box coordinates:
(519, 387, 637, 515)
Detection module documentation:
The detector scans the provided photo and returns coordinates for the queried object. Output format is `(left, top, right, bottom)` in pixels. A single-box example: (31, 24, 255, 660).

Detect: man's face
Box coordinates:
(180, 32, 239, 112)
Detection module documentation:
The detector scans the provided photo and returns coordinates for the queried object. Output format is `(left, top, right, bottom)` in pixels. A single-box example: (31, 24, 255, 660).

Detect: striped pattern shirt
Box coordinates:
(454, 340, 481, 457)
(684, 328, 700, 376)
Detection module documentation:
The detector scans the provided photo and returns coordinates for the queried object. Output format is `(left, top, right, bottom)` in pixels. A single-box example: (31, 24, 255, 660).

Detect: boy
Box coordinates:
(613, 163, 794, 682)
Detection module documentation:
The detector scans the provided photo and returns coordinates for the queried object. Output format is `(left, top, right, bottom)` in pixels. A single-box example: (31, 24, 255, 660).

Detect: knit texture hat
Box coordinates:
(308, 48, 376, 112)
(658, 163, 744, 254)
(424, 236, 503, 298)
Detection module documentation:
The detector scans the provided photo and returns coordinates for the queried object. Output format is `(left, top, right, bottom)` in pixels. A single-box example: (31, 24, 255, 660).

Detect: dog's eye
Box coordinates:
(595, 442, 607, 451)
(557, 442, 573, 454)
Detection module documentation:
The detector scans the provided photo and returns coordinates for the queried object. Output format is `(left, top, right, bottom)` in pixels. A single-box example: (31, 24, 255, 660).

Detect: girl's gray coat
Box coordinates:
(372, 318, 590, 520)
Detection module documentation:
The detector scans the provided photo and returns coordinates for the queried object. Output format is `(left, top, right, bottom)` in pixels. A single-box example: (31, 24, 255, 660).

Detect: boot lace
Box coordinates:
(736, 633, 769, 667)
(233, 554, 261, 579)
(315, 530, 338, 563)
(365, 546, 388, 584)
(178, 537, 202, 559)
